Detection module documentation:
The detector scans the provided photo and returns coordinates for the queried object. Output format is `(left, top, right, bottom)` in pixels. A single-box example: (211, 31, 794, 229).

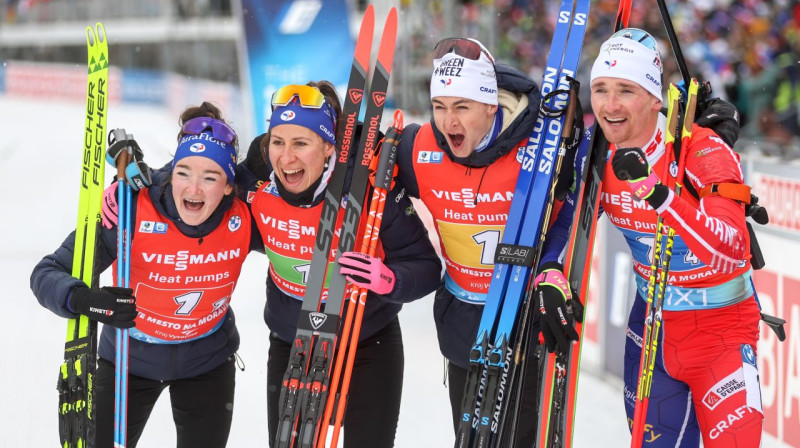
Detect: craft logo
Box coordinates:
(319, 124, 335, 141)
(417, 151, 443, 164)
(139, 221, 167, 234)
(228, 215, 242, 232)
(646, 73, 662, 89)
(280, 110, 296, 121)
(309, 311, 327, 330)
(349, 88, 363, 104)
(190, 143, 206, 153)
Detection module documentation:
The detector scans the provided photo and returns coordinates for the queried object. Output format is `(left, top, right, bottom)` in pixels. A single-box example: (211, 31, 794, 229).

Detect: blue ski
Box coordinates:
(456, 0, 591, 446)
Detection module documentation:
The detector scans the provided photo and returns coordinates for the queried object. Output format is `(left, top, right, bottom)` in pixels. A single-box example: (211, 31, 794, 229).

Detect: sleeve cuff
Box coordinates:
(653, 187, 674, 214)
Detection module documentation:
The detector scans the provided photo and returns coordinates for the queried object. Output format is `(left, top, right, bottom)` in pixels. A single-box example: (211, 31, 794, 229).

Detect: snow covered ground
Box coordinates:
(0, 94, 785, 447)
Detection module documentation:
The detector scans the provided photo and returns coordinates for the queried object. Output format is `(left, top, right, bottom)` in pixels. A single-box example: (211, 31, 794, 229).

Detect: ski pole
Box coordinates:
(109, 129, 133, 448)
(654, 0, 690, 86)
(614, 0, 632, 32)
(319, 110, 403, 448)
(629, 79, 698, 448)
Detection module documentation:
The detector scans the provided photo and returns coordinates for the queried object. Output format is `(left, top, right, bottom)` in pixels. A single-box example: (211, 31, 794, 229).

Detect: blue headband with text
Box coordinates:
(270, 98, 337, 145)
(172, 131, 237, 184)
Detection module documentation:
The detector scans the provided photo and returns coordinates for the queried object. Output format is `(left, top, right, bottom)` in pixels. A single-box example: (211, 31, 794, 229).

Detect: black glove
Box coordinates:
(69, 286, 137, 329)
(611, 147, 669, 208)
(534, 264, 580, 353)
(245, 133, 271, 180)
(611, 147, 651, 182)
(695, 97, 739, 148)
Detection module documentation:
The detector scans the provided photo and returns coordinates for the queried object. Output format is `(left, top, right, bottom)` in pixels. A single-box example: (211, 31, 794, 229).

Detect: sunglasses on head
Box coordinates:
(182, 117, 236, 144)
(432, 37, 494, 63)
(611, 28, 660, 54)
(271, 84, 327, 110)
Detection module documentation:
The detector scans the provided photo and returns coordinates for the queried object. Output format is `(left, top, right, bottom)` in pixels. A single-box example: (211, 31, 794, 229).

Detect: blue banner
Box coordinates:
(241, 0, 354, 135)
(121, 69, 166, 105)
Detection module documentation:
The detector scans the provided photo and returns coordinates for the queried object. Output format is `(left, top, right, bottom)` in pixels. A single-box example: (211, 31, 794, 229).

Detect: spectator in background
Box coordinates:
(397, 0, 800, 149)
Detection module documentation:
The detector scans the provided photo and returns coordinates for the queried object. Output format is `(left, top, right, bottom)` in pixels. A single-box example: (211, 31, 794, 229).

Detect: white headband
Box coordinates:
(430, 42, 498, 105)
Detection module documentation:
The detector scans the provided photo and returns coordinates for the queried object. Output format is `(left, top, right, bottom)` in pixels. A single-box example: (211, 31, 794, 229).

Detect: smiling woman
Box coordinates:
(239, 80, 442, 448)
(30, 101, 263, 447)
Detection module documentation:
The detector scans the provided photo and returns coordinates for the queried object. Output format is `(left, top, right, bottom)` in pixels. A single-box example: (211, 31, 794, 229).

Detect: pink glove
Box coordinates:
(101, 183, 119, 230)
(338, 251, 396, 295)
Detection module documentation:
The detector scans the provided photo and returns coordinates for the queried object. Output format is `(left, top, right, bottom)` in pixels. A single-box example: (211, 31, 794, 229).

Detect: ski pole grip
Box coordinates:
(371, 110, 404, 190)
(560, 77, 580, 141)
(116, 150, 129, 181)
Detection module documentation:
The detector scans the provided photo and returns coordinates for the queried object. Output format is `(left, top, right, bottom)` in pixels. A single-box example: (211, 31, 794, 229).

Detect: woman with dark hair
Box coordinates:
(31, 102, 261, 447)
(245, 81, 441, 447)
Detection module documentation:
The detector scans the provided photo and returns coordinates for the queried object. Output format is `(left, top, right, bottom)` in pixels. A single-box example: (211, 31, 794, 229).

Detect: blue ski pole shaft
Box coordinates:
(114, 152, 132, 447)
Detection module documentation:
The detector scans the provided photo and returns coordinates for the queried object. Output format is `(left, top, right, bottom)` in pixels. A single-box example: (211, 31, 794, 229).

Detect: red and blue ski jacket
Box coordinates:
(395, 63, 567, 368)
(31, 174, 262, 381)
(238, 125, 442, 345)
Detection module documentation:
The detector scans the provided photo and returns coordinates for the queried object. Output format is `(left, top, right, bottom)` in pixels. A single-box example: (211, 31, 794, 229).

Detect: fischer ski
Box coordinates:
(455, 1, 590, 447)
(274, 6, 398, 448)
(58, 22, 109, 448)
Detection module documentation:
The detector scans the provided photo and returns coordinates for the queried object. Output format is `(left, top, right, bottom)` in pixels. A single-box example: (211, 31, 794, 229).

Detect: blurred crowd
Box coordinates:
(4, 0, 800, 151)
(403, 0, 800, 152)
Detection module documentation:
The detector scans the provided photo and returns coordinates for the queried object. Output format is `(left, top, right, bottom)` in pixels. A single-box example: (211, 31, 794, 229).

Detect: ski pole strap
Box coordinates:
(540, 77, 580, 119)
(494, 243, 536, 266)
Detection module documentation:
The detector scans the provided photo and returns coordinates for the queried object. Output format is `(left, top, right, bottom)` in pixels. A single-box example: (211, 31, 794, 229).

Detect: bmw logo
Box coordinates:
(669, 160, 678, 178)
(741, 344, 756, 366)
(228, 215, 242, 232)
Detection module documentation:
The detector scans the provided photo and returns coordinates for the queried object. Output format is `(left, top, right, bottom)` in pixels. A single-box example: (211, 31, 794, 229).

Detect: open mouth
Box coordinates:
(283, 168, 304, 185)
(448, 133, 465, 150)
(183, 199, 204, 212)
(604, 116, 627, 126)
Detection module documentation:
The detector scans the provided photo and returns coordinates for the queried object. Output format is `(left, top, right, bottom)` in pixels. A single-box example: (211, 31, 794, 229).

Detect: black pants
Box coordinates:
(267, 317, 404, 448)
(94, 357, 235, 448)
(445, 342, 540, 445)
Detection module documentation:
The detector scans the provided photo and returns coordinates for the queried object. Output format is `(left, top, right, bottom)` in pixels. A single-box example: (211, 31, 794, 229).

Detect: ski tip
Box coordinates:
(85, 26, 96, 47)
(86, 22, 107, 47)
(354, 5, 375, 69)
(377, 8, 398, 70)
(95, 22, 107, 43)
